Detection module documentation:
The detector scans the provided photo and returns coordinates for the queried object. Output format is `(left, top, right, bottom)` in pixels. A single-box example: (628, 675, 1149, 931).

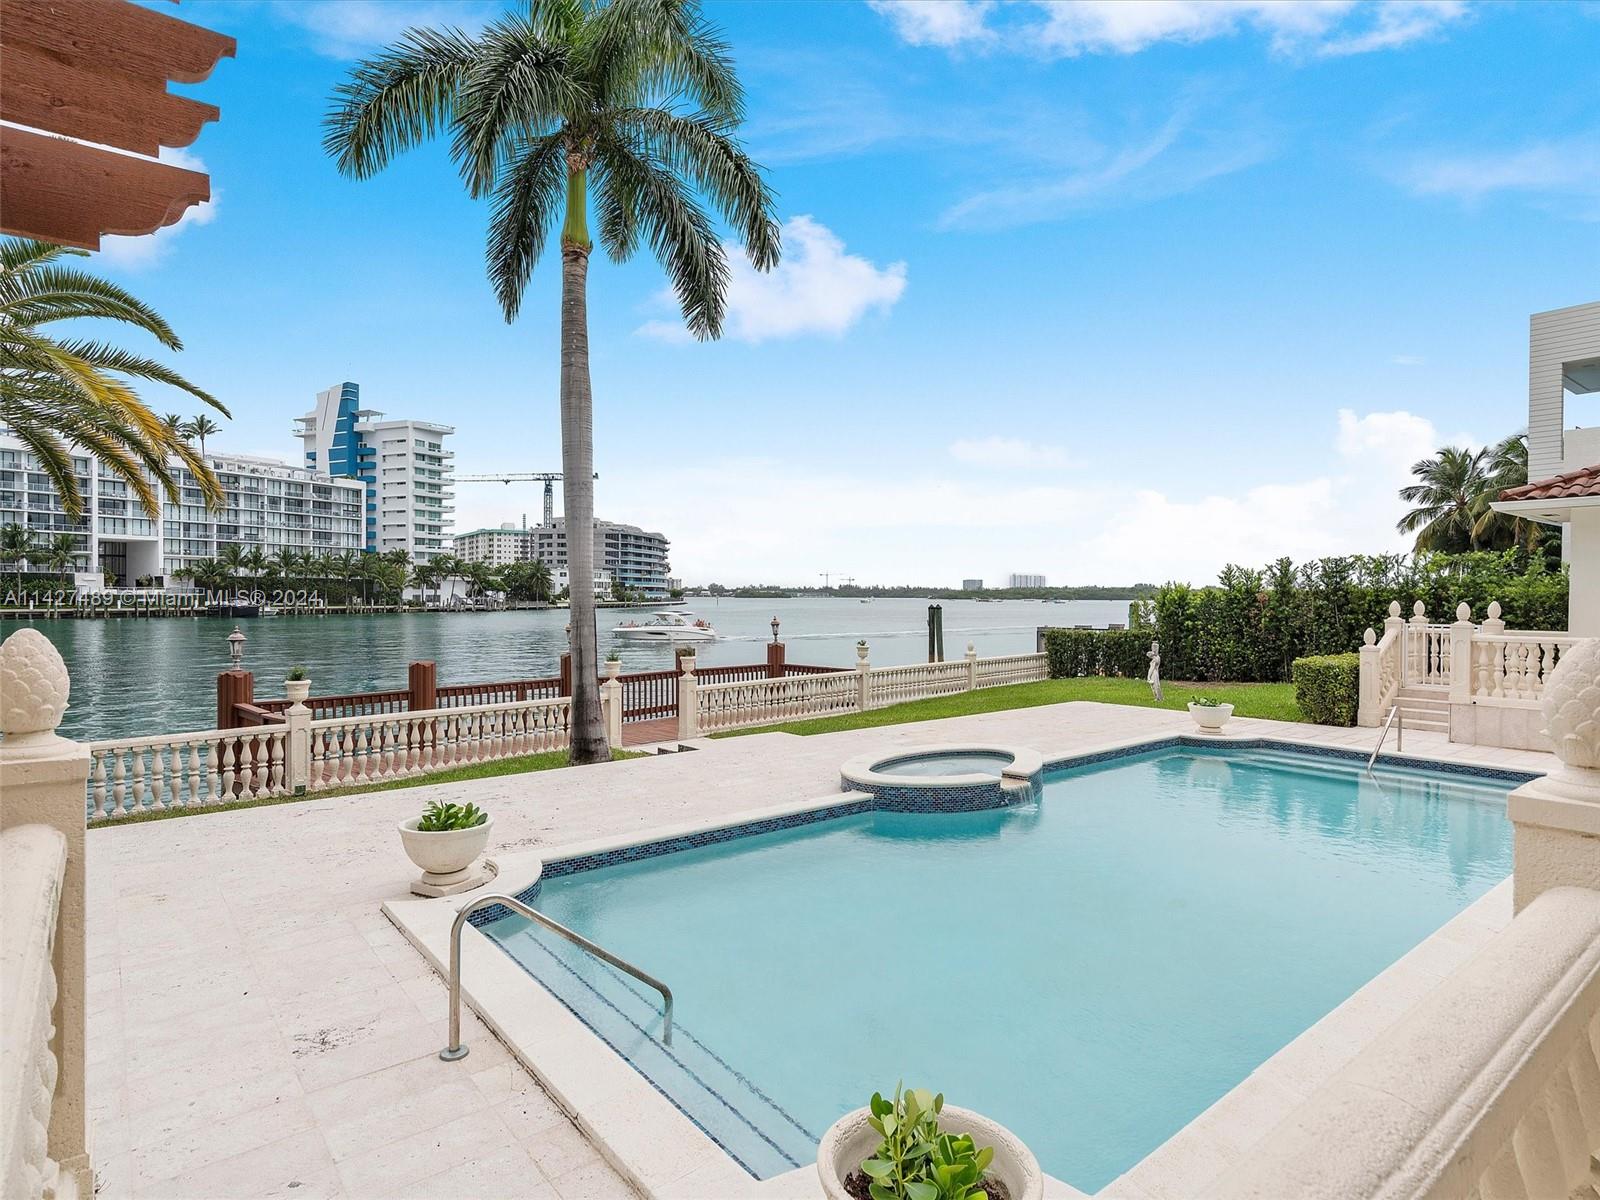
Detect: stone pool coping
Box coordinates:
(840, 742, 1045, 810)
(383, 730, 1537, 1200)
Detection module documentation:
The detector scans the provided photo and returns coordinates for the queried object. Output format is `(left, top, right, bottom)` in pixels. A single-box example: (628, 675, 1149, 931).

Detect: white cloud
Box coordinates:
(637, 216, 906, 344)
(585, 408, 1470, 586)
(949, 437, 1071, 469)
(96, 148, 219, 270)
(871, 0, 1468, 58)
(939, 107, 1273, 229)
(1395, 134, 1600, 220)
(269, 0, 497, 58)
(866, 0, 996, 49)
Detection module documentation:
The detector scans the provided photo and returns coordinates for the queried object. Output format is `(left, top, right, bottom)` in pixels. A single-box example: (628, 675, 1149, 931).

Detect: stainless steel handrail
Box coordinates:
(1367, 705, 1403, 773)
(440, 892, 673, 1060)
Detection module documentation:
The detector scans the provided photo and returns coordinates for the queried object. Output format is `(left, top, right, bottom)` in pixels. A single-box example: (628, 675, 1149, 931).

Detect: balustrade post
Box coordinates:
(1449, 603, 1476, 708)
(766, 640, 786, 679)
(602, 660, 624, 746)
(965, 642, 978, 691)
(408, 661, 437, 712)
(676, 652, 699, 739)
(216, 668, 253, 729)
(1358, 627, 1381, 727)
(0, 629, 92, 1195)
(1407, 601, 1429, 685)
(559, 652, 572, 697)
(286, 676, 311, 794)
(1482, 600, 1506, 635)
(856, 641, 871, 711)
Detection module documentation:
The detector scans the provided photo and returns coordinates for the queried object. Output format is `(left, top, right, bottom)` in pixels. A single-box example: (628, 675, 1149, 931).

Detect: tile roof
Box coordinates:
(1499, 462, 1600, 502)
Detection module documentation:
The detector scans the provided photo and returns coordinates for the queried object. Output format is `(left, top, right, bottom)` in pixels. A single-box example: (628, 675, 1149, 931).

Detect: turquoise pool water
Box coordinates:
(875, 750, 1014, 777)
(483, 744, 1518, 1189)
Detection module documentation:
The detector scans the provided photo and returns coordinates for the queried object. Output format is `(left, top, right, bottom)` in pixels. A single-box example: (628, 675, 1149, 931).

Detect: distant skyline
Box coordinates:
(92, 0, 1599, 586)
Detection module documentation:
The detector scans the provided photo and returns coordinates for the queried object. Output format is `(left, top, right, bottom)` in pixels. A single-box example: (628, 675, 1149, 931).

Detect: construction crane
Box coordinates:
(456, 472, 597, 527)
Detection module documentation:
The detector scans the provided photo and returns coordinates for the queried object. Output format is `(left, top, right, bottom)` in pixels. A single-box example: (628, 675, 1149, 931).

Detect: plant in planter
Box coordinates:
(819, 1085, 1041, 1200)
(1187, 695, 1234, 733)
(284, 665, 310, 704)
(398, 800, 494, 896)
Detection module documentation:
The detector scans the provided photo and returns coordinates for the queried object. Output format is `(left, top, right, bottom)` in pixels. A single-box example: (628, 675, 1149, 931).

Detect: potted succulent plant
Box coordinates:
(285, 665, 310, 704)
(1187, 695, 1234, 733)
(818, 1085, 1041, 1200)
(398, 800, 493, 889)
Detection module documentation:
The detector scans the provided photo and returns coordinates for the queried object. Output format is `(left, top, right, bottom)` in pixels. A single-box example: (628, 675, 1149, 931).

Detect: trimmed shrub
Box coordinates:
(1044, 628, 1150, 679)
(1292, 654, 1359, 726)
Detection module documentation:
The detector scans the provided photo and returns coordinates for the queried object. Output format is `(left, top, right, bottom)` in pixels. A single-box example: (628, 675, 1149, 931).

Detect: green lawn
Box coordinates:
(95, 748, 646, 826)
(712, 677, 1302, 738)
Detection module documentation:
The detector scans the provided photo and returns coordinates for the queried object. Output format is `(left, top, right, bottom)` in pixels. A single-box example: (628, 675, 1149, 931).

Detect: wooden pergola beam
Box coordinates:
(0, 126, 209, 250)
(0, 0, 234, 248)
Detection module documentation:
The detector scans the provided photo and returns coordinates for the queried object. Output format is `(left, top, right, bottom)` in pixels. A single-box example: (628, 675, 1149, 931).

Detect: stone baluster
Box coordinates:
(601, 660, 623, 747)
(0, 628, 93, 1196)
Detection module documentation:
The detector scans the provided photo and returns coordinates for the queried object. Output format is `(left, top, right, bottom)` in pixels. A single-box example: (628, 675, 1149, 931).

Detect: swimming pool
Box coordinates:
(480, 742, 1521, 1191)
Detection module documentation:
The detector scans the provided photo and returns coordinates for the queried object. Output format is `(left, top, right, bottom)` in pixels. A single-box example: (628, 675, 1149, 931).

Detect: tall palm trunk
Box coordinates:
(562, 158, 609, 764)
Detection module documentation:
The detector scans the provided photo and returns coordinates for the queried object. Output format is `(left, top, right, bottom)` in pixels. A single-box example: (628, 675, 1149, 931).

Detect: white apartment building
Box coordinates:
(295, 382, 455, 564)
(0, 433, 364, 584)
(1008, 573, 1047, 589)
(450, 516, 672, 599)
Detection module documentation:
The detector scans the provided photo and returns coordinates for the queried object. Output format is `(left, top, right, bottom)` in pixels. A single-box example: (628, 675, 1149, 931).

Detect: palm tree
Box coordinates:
(242, 547, 268, 579)
(161, 412, 185, 434)
(529, 558, 552, 603)
(0, 523, 36, 573)
(43, 532, 82, 580)
(175, 557, 230, 593)
(1397, 446, 1489, 552)
(217, 542, 248, 585)
(0, 237, 227, 518)
(1470, 432, 1540, 551)
(325, 0, 779, 762)
(181, 414, 222, 460)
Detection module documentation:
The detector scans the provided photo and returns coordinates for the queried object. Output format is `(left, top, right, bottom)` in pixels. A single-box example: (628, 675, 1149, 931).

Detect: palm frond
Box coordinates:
(452, 13, 579, 197)
(584, 0, 741, 121)
(52, 339, 226, 412)
(485, 133, 569, 319)
(1, 265, 184, 348)
(323, 26, 479, 179)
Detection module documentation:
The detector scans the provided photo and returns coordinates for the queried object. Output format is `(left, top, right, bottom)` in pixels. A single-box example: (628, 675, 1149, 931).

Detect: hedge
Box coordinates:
(1043, 628, 1149, 679)
(1292, 654, 1360, 726)
(1128, 553, 1567, 684)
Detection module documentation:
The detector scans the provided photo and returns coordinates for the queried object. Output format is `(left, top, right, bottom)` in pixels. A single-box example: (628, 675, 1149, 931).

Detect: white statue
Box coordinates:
(1146, 639, 1162, 701)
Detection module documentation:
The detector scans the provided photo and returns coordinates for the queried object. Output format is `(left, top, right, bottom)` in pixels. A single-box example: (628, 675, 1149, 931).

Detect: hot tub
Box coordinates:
(840, 743, 1045, 810)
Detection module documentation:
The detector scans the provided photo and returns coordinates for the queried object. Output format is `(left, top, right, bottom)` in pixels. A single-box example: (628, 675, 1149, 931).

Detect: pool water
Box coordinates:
(483, 745, 1517, 1189)
(875, 751, 1014, 777)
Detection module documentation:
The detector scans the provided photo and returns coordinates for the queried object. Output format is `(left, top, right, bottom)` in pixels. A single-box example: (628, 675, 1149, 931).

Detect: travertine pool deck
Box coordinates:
(86, 702, 1554, 1199)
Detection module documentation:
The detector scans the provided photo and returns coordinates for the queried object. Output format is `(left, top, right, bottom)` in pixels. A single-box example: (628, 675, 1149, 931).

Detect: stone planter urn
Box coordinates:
(817, 1105, 1042, 1200)
(285, 678, 311, 704)
(398, 818, 493, 897)
(1188, 701, 1234, 734)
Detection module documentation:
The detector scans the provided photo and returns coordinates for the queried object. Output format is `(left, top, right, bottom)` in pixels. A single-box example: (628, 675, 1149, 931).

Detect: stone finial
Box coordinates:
(1389, 601, 1402, 618)
(1489, 601, 1503, 621)
(856, 640, 869, 663)
(1543, 639, 1600, 772)
(1363, 628, 1376, 646)
(1413, 601, 1426, 618)
(1456, 602, 1472, 622)
(0, 628, 70, 742)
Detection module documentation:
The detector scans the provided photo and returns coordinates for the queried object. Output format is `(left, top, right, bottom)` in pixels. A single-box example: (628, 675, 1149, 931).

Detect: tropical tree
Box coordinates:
(0, 523, 36, 573)
(181, 414, 222, 459)
(0, 237, 227, 518)
(269, 546, 301, 583)
(1397, 446, 1489, 553)
(174, 557, 230, 593)
(1471, 432, 1539, 551)
(45, 532, 82, 579)
(324, 0, 780, 763)
(217, 542, 248, 584)
(161, 412, 185, 434)
(242, 547, 268, 579)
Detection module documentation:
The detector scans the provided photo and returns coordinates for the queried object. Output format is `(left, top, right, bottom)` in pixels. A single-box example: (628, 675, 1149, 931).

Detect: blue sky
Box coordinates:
(105, 0, 1599, 585)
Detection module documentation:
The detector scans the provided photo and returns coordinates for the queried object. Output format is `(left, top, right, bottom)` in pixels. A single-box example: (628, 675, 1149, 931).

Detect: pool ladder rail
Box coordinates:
(440, 892, 674, 1060)
(1367, 705, 1404, 774)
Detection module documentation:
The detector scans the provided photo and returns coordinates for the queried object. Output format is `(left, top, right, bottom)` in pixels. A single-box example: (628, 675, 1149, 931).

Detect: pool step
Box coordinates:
(1393, 688, 1450, 734)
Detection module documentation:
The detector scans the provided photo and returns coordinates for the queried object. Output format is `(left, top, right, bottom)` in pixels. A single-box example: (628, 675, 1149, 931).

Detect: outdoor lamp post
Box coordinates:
(227, 624, 246, 669)
(771, 616, 781, 643)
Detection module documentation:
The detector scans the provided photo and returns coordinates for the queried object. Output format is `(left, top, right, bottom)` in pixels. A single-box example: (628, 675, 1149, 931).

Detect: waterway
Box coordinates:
(1, 596, 1133, 742)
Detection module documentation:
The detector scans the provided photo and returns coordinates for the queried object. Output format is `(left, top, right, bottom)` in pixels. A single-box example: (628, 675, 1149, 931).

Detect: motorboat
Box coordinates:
(611, 611, 718, 641)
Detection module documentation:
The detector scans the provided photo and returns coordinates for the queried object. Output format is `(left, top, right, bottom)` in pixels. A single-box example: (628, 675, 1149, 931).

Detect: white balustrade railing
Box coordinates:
(1404, 620, 1452, 686)
(974, 652, 1051, 688)
(87, 727, 289, 822)
(308, 696, 573, 790)
(691, 651, 1051, 734)
(697, 671, 859, 733)
(1470, 632, 1580, 705)
(867, 659, 972, 709)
